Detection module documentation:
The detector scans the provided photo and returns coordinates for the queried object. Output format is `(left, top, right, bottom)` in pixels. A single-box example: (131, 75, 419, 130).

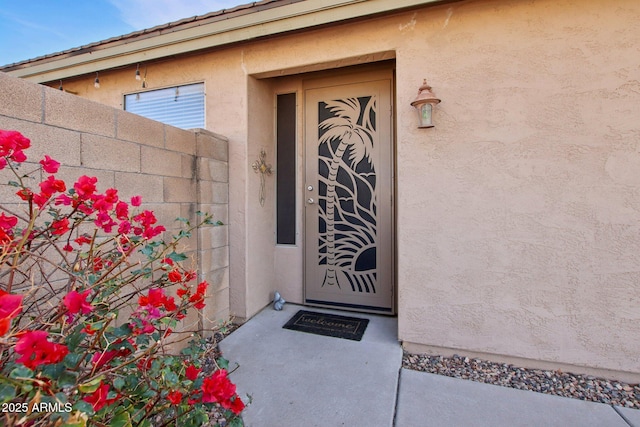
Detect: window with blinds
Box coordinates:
(124, 83, 205, 129)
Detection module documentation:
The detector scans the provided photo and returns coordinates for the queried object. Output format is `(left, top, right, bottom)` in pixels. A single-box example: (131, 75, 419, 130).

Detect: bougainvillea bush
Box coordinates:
(0, 129, 244, 426)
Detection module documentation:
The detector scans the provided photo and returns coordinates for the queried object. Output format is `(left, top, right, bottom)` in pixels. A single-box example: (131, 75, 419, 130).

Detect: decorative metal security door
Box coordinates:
(304, 76, 394, 313)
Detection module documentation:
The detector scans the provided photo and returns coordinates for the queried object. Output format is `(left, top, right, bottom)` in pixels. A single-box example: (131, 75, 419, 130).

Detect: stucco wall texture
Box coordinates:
(46, 0, 640, 380)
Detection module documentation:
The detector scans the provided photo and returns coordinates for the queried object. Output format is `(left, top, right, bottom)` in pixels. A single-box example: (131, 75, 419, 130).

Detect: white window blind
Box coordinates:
(124, 83, 204, 129)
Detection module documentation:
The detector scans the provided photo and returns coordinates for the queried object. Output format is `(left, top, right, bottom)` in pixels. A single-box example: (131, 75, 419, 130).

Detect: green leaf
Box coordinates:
(140, 245, 154, 257)
(0, 384, 17, 403)
(162, 370, 179, 385)
(41, 362, 65, 380)
(111, 411, 133, 427)
(65, 330, 86, 352)
(216, 357, 229, 370)
(78, 375, 105, 393)
(113, 377, 125, 391)
(228, 416, 244, 427)
(72, 400, 95, 417)
(167, 251, 188, 262)
(112, 323, 132, 338)
(9, 365, 33, 379)
(58, 371, 79, 388)
(64, 353, 85, 369)
(8, 180, 20, 187)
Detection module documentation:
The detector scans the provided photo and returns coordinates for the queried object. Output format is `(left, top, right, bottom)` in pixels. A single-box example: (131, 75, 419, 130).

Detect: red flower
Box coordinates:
(63, 290, 94, 316)
(138, 288, 166, 308)
(229, 396, 245, 415)
(0, 290, 23, 336)
(0, 213, 17, 231)
(168, 270, 182, 283)
(201, 369, 236, 405)
(167, 390, 183, 405)
(185, 364, 201, 381)
(115, 201, 129, 220)
(83, 383, 117, 412)
(0, 130, 30, 152)
(130, 195, 142, 206)
(74, 175, 97, 200)
(118, 220, 132, 235)
(74, 235, 92, 245)
(16, 188, 32, 201)
(39, 155, 60, 173)
(39, 175, 66, 195)
(189, 281, 208, 309)
(142, 225, 165, 239)
(95, 211, 117, 233)
(82, 325, 98, 335)
(92, 188, 119, 212)
(10, 150, 26, 163)
(32, 192, 51, 208)
(15, 330, 69, 369)
(51, 218, 70, 235)
(134, 210, 157, 227)
(163, 297, 177, 312)
(0, 157, 6, 170)
(137, 357, 153, 371)
(55, 193, 72, 205)
(91, 350, 117, 369)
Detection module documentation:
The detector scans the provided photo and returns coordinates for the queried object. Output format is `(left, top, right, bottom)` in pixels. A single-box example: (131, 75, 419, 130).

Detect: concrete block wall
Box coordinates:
(0, 72, 229, 334)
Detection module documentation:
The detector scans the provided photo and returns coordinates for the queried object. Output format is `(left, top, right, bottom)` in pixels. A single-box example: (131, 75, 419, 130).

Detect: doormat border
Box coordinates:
(282, 310, 369, 341)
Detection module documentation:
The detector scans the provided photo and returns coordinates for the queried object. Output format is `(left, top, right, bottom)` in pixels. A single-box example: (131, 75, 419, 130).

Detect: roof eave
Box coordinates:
(3, 0, 449, 84)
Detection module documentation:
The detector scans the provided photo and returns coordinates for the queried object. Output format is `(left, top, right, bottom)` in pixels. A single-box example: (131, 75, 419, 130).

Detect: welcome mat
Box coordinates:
(283, 310, 369, 341)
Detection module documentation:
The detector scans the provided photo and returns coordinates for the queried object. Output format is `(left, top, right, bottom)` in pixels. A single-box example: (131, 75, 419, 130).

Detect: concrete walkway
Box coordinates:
(219, 304, 638, 427)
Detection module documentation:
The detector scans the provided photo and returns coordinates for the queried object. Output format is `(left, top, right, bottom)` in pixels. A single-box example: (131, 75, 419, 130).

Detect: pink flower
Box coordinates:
(39, 155, 60, 173)
(130, 195, 142, 206)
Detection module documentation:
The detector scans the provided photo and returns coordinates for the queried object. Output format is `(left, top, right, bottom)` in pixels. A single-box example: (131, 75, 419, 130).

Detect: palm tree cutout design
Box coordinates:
(317, 96, 378, 293)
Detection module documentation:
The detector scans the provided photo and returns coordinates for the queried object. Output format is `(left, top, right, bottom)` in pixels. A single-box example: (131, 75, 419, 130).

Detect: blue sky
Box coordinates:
(0, 0, 246, 66)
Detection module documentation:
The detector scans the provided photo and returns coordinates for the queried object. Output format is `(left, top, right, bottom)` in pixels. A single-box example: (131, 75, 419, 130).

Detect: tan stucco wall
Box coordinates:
(0, 72, 231, 336)
(48, 0, 640, 380)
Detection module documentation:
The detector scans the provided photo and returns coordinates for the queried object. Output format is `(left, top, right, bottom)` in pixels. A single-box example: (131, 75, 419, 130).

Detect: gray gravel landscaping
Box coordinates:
(403, 352, 640, 409)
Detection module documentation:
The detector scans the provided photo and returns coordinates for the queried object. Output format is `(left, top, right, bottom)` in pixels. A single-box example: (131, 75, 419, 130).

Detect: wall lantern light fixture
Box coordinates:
(410, 79, 441, 128)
